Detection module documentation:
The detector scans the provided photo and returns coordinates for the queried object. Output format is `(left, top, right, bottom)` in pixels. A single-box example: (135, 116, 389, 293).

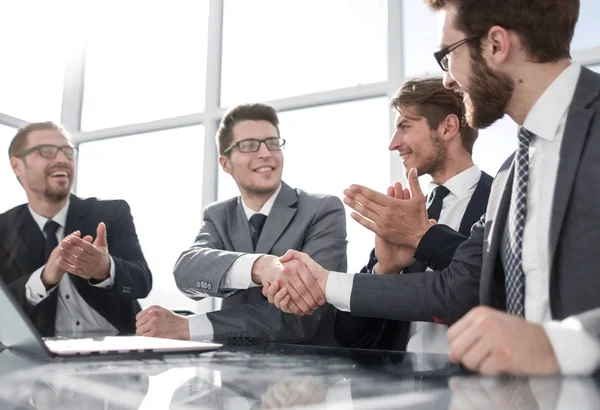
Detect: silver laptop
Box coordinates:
(0, 277, 222, 359)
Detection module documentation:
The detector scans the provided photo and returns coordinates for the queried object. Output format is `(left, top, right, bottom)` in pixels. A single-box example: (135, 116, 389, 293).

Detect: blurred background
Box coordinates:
(1, 0, 599, 314)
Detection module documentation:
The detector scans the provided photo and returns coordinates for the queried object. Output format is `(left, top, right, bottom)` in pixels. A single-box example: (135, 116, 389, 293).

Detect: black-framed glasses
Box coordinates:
(223, 137, 286, 155)
(434, 34, 483, 71)
(18, 144, 78, 160)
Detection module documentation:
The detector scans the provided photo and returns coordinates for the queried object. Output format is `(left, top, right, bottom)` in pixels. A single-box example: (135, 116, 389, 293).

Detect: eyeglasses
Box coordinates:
(434, 34, 482, 71)
(223, 137, 286, 155)
(19, 144, 78, 160)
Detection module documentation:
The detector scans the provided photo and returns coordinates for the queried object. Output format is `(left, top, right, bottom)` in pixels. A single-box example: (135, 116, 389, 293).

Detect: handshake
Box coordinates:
(255, 250, 331, 316)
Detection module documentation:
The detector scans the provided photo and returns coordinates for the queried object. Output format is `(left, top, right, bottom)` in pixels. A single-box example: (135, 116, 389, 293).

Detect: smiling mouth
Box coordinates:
(253, 166, 275, 173)
(48, 170, 70, 178)
(399, 152, 412, 161)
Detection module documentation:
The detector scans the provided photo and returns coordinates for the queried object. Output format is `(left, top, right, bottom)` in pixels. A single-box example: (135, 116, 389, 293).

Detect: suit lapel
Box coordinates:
(480, 158, 514, 303)
(256, 183, 298, 254)
(458, 172, 492, 236)
(549, 69, 598, 268)
(16, 208, 45, 273)
(64, 194, 88, 237)
(229, 199, 254, 253)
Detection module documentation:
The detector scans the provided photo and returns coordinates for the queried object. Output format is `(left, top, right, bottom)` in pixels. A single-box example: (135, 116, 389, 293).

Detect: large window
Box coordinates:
(81, 2, 210, 130)
(402, 0, 442, 77)
(572, 0, 600, 51)
(221, 0, 388, 106)
(0, 4, 66, 122)
(77, 126, 208, 312)
(0, 124, 27, 213)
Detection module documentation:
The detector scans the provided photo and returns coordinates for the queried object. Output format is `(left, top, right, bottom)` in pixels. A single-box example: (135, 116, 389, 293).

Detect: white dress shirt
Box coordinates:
(327, 63, 600, 375)
(25, 200, 118, 335)
(189, 184, 282, 341)
(406, 164, 481, 354)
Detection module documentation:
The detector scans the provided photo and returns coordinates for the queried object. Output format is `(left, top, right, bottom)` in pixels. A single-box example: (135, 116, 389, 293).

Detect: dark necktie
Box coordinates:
(426, 185, 451, 221)
(503, 127, 534, 316)
(43, 220, 60, 262)
(249, 213, 267, 250)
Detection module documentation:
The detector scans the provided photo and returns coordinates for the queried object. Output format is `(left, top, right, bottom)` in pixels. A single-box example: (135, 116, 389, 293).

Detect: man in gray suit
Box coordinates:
(136, 103, 347, 345)
(264, 0, 600, 375)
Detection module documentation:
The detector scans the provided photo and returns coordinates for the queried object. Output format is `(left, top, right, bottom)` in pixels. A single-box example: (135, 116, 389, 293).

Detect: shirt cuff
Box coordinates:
(222, 254, 262, 290)
(25, 266, 58, 305)
(188, 313, 215, 341)
(325, 272, 354, 312)
(89, 256, 116, 289)
(544, 318, 600, 375)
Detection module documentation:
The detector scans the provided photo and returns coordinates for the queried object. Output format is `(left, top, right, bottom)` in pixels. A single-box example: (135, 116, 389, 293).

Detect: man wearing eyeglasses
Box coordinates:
(135, 103, 347, 345)
(0, 121, 152, 337)
(264, 0, 600, 376)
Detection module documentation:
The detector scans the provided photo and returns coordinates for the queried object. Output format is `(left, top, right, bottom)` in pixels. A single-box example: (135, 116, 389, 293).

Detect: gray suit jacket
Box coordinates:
(349, 67, 600, 344)
(174, 182, 348, 345)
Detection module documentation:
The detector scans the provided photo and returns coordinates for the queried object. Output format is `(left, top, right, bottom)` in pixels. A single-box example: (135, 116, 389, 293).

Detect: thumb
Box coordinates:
(429, 218, 438, 226)
(94, 222, 108, 248)
(279, 249, 295, 263)
(408, 168, 425, 201)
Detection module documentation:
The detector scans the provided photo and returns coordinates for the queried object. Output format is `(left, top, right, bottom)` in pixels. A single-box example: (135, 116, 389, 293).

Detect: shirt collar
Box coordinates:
(28, 199, 70, 233)
(241, 183, 283, 220)
(523, 63, 581, 142)
(429, 165, 481, 198)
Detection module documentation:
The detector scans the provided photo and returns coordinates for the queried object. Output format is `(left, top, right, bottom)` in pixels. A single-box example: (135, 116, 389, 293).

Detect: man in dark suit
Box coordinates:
(265, 0, 600, 375)
(135, 103, 347, 345)
(0, 121, 152, 337)
(335, 77, 492, 353)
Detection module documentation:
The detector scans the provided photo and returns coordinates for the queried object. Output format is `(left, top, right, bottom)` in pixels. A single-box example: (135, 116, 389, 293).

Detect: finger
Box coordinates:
(266, 281, 281, 304)
(392, 182, 404, 199)
(283, 263, 321, 309)
(63, 235, 99, 258)
(94, 222, 108, 248)
(386, 186, 395, 197)
(447, 310, 476, 343)
(349, 212, 381, 235)
(278, 249, 294, 263)
(407, 168, 426, 200)
(57, 259, 83, 276)
(448, 322, 483, 364)
(459, 335, 494, 372)
(82, 235, 93, 243)
(478, 354, 506, 376)
(343, 192, 384, 222)
(59, 248, 91, 270)
(136, 323, 155, 337)
(429, 218, 438, 226)
(278, 275, 312, 314)
(262, 281, 270, 298)
(345, 184, 394, 207)
(272, 283, 288, 307)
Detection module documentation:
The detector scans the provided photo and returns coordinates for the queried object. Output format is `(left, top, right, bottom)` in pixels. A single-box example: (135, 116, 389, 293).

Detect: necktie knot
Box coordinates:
(427, 185, 450, 221)
(44, 220, 60, 237)
(249, 213, 267, 249)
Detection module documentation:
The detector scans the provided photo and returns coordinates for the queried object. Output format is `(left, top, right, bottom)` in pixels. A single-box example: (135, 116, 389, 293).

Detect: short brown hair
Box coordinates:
(8, 121, 71, 158)
(391, 77, 478, 154)
(216, 103, 280, 156)
(425, 0, 579, 63)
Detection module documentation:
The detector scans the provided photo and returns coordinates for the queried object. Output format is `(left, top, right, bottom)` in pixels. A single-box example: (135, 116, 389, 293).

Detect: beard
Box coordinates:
(405, 130, 448, 178)
(463, 51, 514, 129)
(44, 184, 70, 203)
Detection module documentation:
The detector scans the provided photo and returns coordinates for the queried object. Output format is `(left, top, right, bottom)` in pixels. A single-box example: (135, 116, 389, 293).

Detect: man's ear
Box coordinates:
(219, 155, 232, 174)
(10, 156, 23, 177)
(485, 25, 512, 67)
(438, 114, 460, 141)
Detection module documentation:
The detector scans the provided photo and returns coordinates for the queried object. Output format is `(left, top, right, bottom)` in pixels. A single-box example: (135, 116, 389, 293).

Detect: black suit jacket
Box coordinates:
(0, 194, 152, 336)
(348, 68, 600, 347)
(336, 171, 492, 350)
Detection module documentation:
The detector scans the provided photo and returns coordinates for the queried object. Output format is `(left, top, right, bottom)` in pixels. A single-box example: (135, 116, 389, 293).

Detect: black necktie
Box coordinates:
(426, 185, 451, 222)
(43, 220, 60, 261)
(249, 213, 267, 250)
